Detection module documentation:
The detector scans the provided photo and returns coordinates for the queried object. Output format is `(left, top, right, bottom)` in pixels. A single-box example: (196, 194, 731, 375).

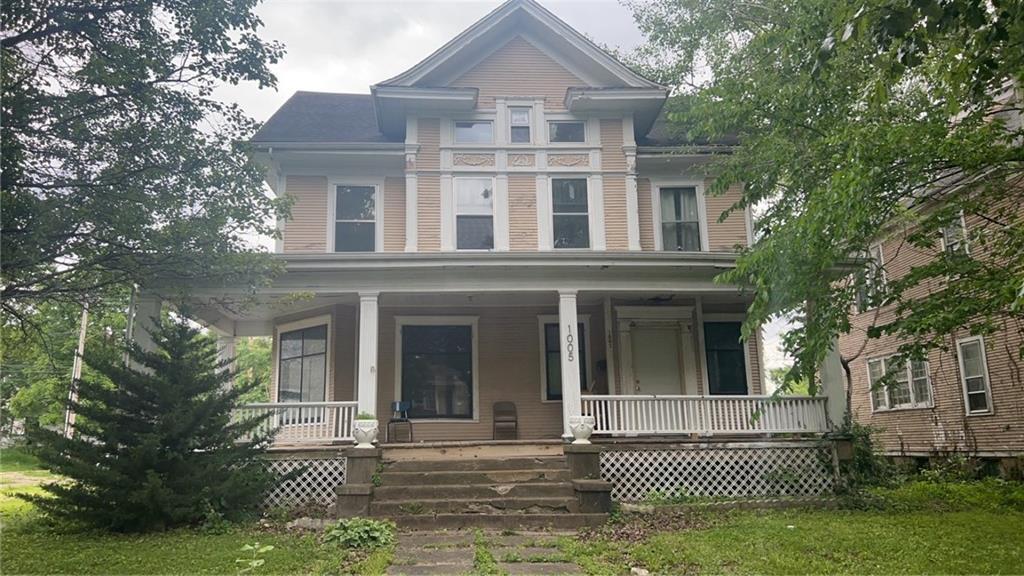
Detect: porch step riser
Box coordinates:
(392, 513, 607, 531)
(371, 497, 579, 515)
(383, 457, 567, 473)
(373, 483, 575, 500)
(379, 469, 571, 485)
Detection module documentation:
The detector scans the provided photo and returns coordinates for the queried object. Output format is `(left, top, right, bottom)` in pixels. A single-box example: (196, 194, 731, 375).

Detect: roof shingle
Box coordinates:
(251, 91, 397, 144)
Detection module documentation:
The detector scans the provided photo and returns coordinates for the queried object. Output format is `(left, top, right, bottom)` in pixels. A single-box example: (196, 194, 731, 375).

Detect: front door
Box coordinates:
(630, 325, 683, 395)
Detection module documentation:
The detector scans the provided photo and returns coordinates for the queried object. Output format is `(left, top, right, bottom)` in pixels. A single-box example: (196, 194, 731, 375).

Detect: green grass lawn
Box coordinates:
(0, 447, 44, 473)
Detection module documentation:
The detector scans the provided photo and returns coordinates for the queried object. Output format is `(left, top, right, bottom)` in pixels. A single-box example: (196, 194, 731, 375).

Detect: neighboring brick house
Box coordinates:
(840, 197, 1024, 466)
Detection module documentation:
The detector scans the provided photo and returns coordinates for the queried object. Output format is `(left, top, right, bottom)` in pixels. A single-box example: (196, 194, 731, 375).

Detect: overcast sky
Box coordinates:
(218, 0, 791, 373)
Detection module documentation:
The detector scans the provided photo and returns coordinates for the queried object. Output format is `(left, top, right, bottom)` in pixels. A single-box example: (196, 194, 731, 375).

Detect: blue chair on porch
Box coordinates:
(387, 401, 413, 443)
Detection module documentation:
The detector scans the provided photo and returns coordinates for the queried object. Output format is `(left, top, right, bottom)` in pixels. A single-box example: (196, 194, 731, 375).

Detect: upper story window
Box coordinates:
(548, 121, 585, 143)
(509, 108, 531, 143)
(867, 356, 932, 411)
(455, 178, 494, 250)
(660, 187, 701, 251)
(957, 336, 992, 415)
(551, 178, 589, 249)
(334, 185, 375, 252)
(455, 121, 493, 144)
(940, 212, 969, 255)
(855, 244, 886, 311)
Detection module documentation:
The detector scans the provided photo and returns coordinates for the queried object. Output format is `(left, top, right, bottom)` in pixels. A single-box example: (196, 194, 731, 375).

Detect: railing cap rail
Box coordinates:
(581, 394, 825, 401)
(239, 401, 359, 408)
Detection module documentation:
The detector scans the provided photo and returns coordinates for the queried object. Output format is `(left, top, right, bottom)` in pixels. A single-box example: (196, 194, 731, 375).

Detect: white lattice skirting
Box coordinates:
(263, 456, 347, 509)
(601, 443, 835, 502)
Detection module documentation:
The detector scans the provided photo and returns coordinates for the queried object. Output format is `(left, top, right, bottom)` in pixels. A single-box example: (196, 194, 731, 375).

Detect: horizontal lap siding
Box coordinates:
(508, 174, 538, 251)
(383, 177, 406, 252)
(450, 36, 585, 111)
(704, 181, 748, 252)
(417, 118, 441, 252)
(637, 178, 654, 250)
(283, 175, 327, 252)
(603, 176, 629, 251)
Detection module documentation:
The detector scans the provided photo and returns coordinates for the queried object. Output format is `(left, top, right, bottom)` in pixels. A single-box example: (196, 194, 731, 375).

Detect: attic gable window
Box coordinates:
(548, 121, 585, 143)
(509, 108, 531, 143)
(455, 121, 493, 144)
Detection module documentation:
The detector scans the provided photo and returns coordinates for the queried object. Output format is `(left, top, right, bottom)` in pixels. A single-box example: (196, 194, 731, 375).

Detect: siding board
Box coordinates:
(383, 177, 406, 252)
(508, 174, 538, 251)
(283, 175, 327, 252)
(637, 178, 654, 250)
(704, 181, 748, 251)
(603, 176, 629, 251)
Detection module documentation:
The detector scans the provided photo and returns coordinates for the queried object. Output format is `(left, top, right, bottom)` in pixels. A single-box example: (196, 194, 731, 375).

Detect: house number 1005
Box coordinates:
(565, 324, 575, 362)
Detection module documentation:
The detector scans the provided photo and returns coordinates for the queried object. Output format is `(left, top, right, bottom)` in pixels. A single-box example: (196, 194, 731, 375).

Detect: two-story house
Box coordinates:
(133, 0, 846, 519)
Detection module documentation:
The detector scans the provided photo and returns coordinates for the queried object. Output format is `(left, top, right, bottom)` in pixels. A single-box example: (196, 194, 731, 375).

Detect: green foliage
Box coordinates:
(866, 478, 1024, 513)
(321, 518, 395, 550)
(626, 0, 1024, 388)
(24, 316, 277, 532)
(1, 0, 289, 328)
(835, 422, 897, 490)
(234, 338, 272, 404)
(472, 530, 503, 575)
(235, 542, 274, 575)
(768, 366, 810, 396)
(356, 412, 377, 420)
(0, 447, 42, 473)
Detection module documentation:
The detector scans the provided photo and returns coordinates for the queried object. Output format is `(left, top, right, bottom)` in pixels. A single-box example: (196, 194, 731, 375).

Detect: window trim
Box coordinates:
(700, 314, 752, 395)
(274, 314, 332, 403)
(866, 355, 934, 413)
(547, 120, 587, 144)
(508, 106, 532, 144)
(939, 211, 970, 255)
(454, 120, 494, 145)
(393, 316, 480, 422)
(549, 176, 593, 250)
(537, 314, 592, 404)
(956, 335, 994, 416)
(855, 243, 887, 313)
(453, 176, 496, 252)
(326, 180, 384, 253)
(651, 181, 709, 252)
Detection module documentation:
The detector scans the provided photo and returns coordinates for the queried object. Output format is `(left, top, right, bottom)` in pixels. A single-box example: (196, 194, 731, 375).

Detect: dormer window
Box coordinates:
(548, 121, 585, 143)
(455, 121, 493, 144)
(509, 108, 531, 143)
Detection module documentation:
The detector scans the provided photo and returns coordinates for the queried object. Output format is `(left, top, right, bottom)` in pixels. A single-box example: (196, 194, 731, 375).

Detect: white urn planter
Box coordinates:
(569, 415, 595, 445)
(352, 419, 379, 448)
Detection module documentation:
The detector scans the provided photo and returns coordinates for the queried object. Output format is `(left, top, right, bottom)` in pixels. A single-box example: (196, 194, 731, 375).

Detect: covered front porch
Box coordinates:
(174, 253, 837, 447)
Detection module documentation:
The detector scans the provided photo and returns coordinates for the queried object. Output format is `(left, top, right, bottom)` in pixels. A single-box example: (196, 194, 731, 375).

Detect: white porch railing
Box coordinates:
(233, 401, 358, 444)
(581, 395, 830, 436)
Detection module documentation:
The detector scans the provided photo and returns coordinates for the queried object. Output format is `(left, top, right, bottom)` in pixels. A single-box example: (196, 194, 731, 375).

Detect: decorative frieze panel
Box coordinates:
(508, 153, 535, 167)
(548, 154, 590, 167)
(453, 153, 496, 167)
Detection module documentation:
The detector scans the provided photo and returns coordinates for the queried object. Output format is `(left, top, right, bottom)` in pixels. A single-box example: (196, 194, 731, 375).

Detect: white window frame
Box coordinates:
(537, 314, 592, 404)
(549, 176, 594, 250)
(508, 106, 532, 144)
(547, 120, 587, 144)
(327, 180, 383, 253)
(855, 243, 887, 312)
(453, 120, 494, 145)
(866, 355, 934, 412)
(274, 314, 332, 403)
(453, 176, 496, 252)
(394, 316, 480, 422)
(940, 211, 970, 255)
(956, 335, 994, 416)
(653, 183, 709, 252)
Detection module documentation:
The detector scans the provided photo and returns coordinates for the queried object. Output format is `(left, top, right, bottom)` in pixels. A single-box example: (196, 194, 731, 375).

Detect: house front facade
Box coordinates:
(150, 0, 842, 449)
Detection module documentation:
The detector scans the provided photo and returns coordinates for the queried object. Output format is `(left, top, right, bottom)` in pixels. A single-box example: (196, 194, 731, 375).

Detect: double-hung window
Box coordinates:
(548, 121, 585, 143)
(455, 121, 492, 144)
(551, 178, 589, 249)
(856, 244, 887, 311)
(334, 185, 376, 252)
(400, 323, 474, 419)
(455, 178, 494, 250)
(867, 356, 932, 410)
(660, 187, 701, 251)
(957, 336, 992, 414)
(941, 212, 969, 255)
(540, 320, 588, 401)
(509, 108, 531, 143)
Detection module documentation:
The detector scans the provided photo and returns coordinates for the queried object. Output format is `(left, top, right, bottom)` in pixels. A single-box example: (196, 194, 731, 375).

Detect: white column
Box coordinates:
(819, 339, 848, 429)
(217, 335, 236, 388)
(558, 290, 582, 438)
(357, 292, 380, 416)
(131, 294, 162, 354)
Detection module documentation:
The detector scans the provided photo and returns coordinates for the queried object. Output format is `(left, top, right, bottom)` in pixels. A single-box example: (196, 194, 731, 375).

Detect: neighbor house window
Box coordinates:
(941, 212, 969, 255)
(957, 336, 992, 414)
(540, 321, 587, 401)
(509, 108, 531, 143)
(660, 187, 701, 251)
(866, 356, 932, 410)
(704, 322, 747, 395)
(455, 121, 493, 144)
(551, 178, 589, 249)
(455, 178, 494, 250)
(278, 324, 327, 404)
(548, 121, 585, 143)
(334, 185, 375, 252)
(401, 324, 474, 419)
(855, 244, 886, 311)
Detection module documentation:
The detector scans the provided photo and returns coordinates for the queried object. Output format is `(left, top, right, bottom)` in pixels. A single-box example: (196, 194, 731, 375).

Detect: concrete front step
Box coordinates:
(371, 496, 579, 515)
(379, 469, 572, 486)
(374, 482, 575, 501)
(384, 456, 567, 473)
(392, 513, 607, 531)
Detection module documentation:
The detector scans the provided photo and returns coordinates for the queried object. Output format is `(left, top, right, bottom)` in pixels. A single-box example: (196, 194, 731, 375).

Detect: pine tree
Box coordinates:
(25, 317, 276, 532)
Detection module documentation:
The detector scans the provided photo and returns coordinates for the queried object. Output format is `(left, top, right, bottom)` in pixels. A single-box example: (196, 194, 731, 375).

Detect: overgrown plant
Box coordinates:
(235, 543, 274, 575)
(322, 518, 396, 549)
(836, 422, 896, 490)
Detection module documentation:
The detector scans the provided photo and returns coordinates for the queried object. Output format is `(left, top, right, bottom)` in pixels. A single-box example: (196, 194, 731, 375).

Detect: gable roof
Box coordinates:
(252, 92, 398, 144)
(377, 0, 663, 90)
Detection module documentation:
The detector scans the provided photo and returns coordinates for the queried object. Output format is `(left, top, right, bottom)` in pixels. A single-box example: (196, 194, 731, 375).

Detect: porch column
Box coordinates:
(357, 292, 379, 416)
(819, 339, 848, 429)
(217, 335, 236, 389)
(558, 290, 583, 439)
(130, 293, 162, 354)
